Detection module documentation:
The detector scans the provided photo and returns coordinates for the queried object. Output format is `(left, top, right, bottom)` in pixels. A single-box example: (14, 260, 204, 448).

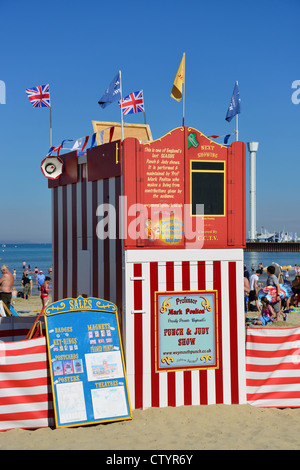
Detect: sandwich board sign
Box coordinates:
(44, 296, 132, 428)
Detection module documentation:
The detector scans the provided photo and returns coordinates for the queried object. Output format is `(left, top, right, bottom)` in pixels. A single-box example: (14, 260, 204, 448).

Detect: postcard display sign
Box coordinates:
(44, 296, 132, 428)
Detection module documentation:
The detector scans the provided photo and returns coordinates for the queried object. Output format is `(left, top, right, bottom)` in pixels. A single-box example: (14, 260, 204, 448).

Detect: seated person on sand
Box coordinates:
(252, 296, 276, 325)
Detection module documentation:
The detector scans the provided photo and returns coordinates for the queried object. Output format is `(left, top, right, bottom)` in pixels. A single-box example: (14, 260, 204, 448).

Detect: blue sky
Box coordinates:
(0, 0, 299, 242)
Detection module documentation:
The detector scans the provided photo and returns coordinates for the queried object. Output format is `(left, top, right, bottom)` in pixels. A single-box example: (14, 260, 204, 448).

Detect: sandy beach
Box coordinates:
(0, 295, 299, 450)
(1, 403, 300, 451)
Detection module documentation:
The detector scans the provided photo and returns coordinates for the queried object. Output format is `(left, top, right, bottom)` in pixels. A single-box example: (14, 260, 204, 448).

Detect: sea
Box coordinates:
(0, 243, 52, 295)
(0, 243, 299, 296)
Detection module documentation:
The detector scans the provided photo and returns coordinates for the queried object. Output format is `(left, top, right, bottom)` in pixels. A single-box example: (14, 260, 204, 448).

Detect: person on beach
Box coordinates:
(0, 264, 14, 310)
(252, 296, 276, 325)
(248, 269, 263, 313)
(244, 274, 250, 316)
(266, 265, 286, 321)
(36, 271, 45, 291)
(40, 276, 51, 307)
(292, 275, 300, 307)
(21, 272, 31, 299)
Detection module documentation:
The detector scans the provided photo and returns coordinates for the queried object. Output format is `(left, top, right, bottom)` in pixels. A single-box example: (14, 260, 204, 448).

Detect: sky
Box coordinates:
(0, 0, 299, 242)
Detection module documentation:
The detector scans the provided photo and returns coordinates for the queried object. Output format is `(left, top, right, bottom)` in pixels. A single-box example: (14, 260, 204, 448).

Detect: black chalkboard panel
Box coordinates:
(191, 162, 225, 216)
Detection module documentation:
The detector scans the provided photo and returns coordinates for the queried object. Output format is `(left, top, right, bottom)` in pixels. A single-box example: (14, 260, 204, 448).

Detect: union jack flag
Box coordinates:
(119, 90, 144, 115)
(25, 84, 51, 108)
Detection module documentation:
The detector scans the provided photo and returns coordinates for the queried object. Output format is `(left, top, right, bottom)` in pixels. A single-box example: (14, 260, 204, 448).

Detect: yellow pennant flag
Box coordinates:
(171, 53, 185, 102)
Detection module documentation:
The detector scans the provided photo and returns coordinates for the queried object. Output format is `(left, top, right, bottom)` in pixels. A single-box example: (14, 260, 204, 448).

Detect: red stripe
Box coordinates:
(103, 179, 110, 299)
(214, 261, 223, 403)
(246, 348, 300, 358)
(182, 262, 192, 406)
(0, 360, 49, 373)
(0, 393, 51, 406)
(92, 181, 98, 297)
(0, 345, 47, 357)
(81, 177, 87, 255)
(166, 262, 176, 407)
(134, 263, 143, 409)
(247, 376, 300, 386)
(115, 176, 123, 335)
(71, 183, 78, 298)
(228, 261, 239, 404)
(0, 377, 50, 389)
(53, 188, 59, 301)
(62, 185, 68, 298)
(0, 409, 54, 422)
(197, 261, 207, 405)
(246, 333, 300, 344)
(247, 390, 300, 401)
(246, 362, 300, 372)
(150, 262, 160, 407)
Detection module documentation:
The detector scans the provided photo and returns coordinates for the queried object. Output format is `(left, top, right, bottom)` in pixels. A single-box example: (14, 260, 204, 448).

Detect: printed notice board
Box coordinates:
(44, 296, 132, 428)
(155, 290, 218, 372)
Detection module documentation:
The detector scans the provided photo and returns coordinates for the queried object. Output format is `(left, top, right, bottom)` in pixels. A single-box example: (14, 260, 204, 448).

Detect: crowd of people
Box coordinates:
(0, 262, 52, 312)
(244, 262, 300, 326)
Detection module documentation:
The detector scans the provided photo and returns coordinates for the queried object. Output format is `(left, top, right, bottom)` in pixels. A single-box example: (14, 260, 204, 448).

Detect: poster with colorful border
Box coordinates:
(155, 290, 218, 372)
(44, 296, 132, 428)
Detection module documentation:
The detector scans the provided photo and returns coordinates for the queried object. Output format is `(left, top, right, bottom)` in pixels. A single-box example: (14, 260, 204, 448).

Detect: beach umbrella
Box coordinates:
(258, 282, 293, 304)
(258, 285, 287, 304)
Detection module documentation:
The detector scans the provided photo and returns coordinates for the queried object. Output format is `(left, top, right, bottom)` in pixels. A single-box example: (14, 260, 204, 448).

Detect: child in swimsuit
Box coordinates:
(252, 296, 276, 325)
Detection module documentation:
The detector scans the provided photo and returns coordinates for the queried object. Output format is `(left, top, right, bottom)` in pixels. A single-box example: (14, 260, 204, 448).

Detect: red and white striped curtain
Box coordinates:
(246, 327, 300, 408)
(0, 336, 53, 431)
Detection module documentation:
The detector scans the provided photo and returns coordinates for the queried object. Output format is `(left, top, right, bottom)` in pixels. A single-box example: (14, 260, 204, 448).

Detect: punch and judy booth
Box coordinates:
(47, 123, 247, 409)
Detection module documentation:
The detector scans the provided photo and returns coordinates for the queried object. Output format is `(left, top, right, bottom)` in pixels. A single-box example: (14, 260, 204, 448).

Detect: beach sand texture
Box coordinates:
(1, 404, 300, 450)
(2, 295, 300, 450)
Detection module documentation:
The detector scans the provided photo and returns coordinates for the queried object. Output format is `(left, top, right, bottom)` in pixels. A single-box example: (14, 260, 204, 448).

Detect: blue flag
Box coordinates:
(225, 82, 241, 122)
(224, 134, 231, 145)
(98, 72, 121, 108)
(90, 133, 97, 149)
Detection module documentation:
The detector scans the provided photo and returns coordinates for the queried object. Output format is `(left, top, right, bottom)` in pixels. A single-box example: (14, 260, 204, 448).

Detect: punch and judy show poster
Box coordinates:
(155, 290, 218, 372)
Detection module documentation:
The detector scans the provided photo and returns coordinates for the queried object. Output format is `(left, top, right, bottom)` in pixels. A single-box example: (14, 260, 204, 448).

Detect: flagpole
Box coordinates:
(182, 80, 185, 127)
(182, 52, 185, 127)
(50, 106, 53, 147)
(119, 70, 124, 142)
(235, 80, 238, 141)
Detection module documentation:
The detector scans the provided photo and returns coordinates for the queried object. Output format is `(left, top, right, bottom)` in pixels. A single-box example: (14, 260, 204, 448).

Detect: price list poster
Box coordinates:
(44, 296, 132, 428)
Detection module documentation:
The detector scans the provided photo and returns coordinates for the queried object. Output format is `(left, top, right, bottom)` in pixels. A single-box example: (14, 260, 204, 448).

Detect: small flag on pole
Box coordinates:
(98, 72, 121, 108)
(171, 53, 185, 102)
(224, 134, 232, 145)
(225, 81, 241, 122)
(25, 84, 51, 107)
(119, 90, 144, 115)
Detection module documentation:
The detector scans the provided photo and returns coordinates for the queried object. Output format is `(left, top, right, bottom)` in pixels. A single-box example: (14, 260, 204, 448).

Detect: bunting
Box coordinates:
(46, 126, 115, 157)
(208, 132, 235, 145)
